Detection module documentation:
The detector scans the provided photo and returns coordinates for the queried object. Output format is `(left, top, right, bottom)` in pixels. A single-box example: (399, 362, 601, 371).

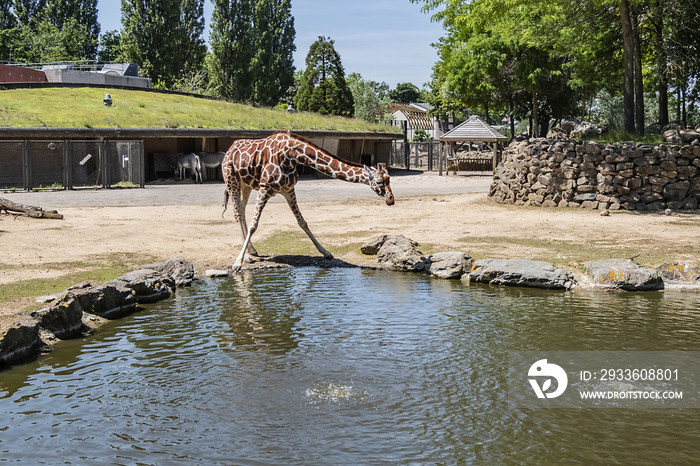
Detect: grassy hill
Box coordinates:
(0, 87, 401, 133)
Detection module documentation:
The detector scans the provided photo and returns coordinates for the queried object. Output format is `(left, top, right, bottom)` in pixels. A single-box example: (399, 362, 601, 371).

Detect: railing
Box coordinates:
(390, 141, 494, 173)
(0, 140, 144, 190)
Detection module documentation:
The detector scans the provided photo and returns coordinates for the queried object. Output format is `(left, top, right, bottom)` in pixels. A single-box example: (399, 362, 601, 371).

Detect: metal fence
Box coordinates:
(0, 140, 144, 190)
(389, 141, 494, 173)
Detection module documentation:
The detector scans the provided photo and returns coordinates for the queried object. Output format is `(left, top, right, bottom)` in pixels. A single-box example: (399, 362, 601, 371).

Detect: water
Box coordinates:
(1, 268, 699, 464)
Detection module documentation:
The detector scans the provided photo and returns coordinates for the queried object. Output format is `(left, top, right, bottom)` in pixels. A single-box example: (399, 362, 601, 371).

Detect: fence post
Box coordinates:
(22, 140, 31, 191)
(428, 142, 433, 171)
(63, 140, 72, 189)
(138, 141, 145, 187)
(100, 140, 109, 188)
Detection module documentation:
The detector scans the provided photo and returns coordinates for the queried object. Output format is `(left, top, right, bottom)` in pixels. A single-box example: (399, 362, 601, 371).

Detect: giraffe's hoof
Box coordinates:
(230, 264, 242, 273)
(323, 253, 335, 260)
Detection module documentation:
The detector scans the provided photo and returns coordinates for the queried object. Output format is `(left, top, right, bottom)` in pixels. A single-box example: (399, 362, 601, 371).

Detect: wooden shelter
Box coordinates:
(438, 115, 508, 175)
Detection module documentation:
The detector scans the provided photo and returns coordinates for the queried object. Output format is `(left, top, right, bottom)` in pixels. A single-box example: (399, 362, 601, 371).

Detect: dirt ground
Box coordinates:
(2, 171, 699, 318)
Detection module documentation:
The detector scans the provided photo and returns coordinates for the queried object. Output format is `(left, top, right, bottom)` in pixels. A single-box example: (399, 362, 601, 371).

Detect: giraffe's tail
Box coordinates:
(222, 188, 229, 219)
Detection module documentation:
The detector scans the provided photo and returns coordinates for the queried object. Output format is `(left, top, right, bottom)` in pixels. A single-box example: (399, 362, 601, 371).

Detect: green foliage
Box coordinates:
(121, 0, 206, 89)
(412, 129, 432, 142)
(414, 0, 700, 136)
(209, 0, 254, 101)
(388, 82, 421, 103)
(171, 69, 211, 95)
(347, 72, 391, 122)
(250, 0, 296, 106)
(0, 87, 400, 133)
(295, 36, 354, 117)
(209, 0, 295, 106)
(97, 30, 123, 63)
(1, 18, 95, 63)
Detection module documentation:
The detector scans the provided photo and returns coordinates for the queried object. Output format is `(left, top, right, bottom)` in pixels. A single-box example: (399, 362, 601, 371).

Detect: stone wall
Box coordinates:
(490, 139, 700, 210)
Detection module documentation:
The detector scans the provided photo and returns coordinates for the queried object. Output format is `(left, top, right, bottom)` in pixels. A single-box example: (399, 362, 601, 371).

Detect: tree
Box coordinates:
(42, 0, 99, 58)
(97, 30, 123, 63)
(389, 82, 421, 103)
(209, 0, 254, 100)
(295, 36, 354, 117)
(0, 0, 16, 30)
(347, 72, 391, 122)
(121, 0, 206, 88)
(250, 0, 296, 106)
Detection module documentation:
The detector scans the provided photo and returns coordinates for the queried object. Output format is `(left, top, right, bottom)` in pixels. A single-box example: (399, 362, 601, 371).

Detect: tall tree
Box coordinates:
(121, 0, 205, 88)
(347, 72, 391, 122)
(43, 0, 100, 58)
(0, 0, 16, 29)
(295, 36, 354, 117)
(389, 82, 421, 103)
(250, 0, 295, 106)
(12, 0, 45, 27)
(209, 0, 254, 100)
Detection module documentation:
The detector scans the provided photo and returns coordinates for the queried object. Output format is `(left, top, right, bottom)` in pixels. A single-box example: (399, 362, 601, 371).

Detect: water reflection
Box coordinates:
(0, 268, 698, 464)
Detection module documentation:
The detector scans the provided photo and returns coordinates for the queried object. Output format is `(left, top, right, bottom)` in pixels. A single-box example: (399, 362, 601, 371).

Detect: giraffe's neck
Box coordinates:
(288, 138, 368, 184)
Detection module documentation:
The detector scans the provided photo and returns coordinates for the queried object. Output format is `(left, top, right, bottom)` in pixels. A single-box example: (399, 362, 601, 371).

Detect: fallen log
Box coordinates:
(0, 197, 63, 219)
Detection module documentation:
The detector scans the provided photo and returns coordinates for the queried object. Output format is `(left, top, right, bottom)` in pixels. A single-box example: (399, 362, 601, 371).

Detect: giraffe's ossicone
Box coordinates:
(221, 132, 395, 272)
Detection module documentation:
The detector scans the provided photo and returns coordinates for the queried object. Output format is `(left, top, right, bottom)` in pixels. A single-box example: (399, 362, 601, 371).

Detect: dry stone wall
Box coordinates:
(490, 139, 700, 210)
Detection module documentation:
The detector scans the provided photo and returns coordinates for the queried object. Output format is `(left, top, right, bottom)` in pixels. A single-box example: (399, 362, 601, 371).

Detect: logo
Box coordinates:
(528, 359, 568, 399)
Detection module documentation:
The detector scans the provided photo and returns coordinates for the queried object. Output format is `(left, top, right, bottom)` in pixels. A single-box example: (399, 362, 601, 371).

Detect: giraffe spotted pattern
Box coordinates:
(222, 132, 394, 272)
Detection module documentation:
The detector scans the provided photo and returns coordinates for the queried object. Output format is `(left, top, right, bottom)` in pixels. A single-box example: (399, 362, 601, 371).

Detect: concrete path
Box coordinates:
(1, 171, 492, 208)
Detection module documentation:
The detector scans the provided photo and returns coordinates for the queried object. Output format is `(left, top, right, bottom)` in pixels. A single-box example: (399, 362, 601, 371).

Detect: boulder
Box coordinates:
(468, 259, 576, 290)
(360, 234, 390, 255)
(31, 293, 84, 339)
(106, 270, 175, 304)
(657, 262, 700, 284)
(71, 285, 138, 319)
(428, 252, 474, 279)
(375, 234, 428, 273)
(0, 319, 39, 366)
(136, 258, 196, 287)
(585, 259, 664, 291)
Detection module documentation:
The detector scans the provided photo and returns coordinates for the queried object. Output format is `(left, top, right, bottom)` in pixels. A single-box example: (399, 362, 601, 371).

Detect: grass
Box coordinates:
(0, 253, 154, 307)
(0, 88, 401, 133)
(592, 131, 664, 145)
(452, 234, 698, 271)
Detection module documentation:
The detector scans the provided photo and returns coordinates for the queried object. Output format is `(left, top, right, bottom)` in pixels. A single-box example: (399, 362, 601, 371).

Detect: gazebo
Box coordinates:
(438, 115, 508, 175)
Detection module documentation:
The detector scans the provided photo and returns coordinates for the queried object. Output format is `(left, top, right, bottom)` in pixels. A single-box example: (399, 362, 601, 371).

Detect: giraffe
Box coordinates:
(221, 132, 395, 272)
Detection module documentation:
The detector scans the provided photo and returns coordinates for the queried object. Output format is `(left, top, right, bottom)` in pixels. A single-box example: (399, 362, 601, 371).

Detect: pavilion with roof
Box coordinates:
(438, 115, 508, 174)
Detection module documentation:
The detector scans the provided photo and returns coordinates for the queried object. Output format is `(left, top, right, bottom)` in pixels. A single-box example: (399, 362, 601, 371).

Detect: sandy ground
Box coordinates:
(2, 170, 699, 317)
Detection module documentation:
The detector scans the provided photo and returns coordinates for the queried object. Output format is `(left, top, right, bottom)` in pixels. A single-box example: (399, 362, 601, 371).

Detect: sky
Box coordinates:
(96, 0, 445, 89)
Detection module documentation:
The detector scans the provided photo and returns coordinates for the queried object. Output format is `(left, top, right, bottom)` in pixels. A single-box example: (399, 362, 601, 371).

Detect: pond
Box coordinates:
(1, 268, 699, 464)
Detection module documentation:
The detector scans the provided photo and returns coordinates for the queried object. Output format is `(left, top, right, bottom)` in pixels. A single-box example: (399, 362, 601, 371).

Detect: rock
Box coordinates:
(206, 269, 230, 278)
(0, 319, 39, 366)
(375, 234, 428, 273)
(71, 285, 138, 319)
(106, 270, 175, 304)
(468, 259, 576, 290)
(657, 262, 700, 283)
(663, 180, 690, 202)
(427, 252, 474, 279)
(585, 259, 664, 291)
(31, 293, 84, 339)
(360, 234, 390, 255)
(136, 258, 196, 287)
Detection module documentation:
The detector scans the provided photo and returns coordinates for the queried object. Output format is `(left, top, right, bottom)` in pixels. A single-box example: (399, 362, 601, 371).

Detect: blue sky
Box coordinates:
(97, 0, 444, 88)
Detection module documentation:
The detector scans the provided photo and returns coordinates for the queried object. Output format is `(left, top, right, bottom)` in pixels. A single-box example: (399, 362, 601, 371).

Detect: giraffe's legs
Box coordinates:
(232, 188, 273, 272)
(282, 190, 334, 260)
(237, 185, 258, 256)
(227, 179, 258, 259)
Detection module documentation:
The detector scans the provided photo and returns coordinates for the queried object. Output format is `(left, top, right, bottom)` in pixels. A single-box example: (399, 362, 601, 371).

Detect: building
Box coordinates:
(388, 103, 441, 141)
(0, 63, 151, 88)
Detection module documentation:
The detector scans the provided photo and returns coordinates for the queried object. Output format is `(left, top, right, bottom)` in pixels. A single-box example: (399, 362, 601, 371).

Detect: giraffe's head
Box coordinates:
(364, 163, 395, 206)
